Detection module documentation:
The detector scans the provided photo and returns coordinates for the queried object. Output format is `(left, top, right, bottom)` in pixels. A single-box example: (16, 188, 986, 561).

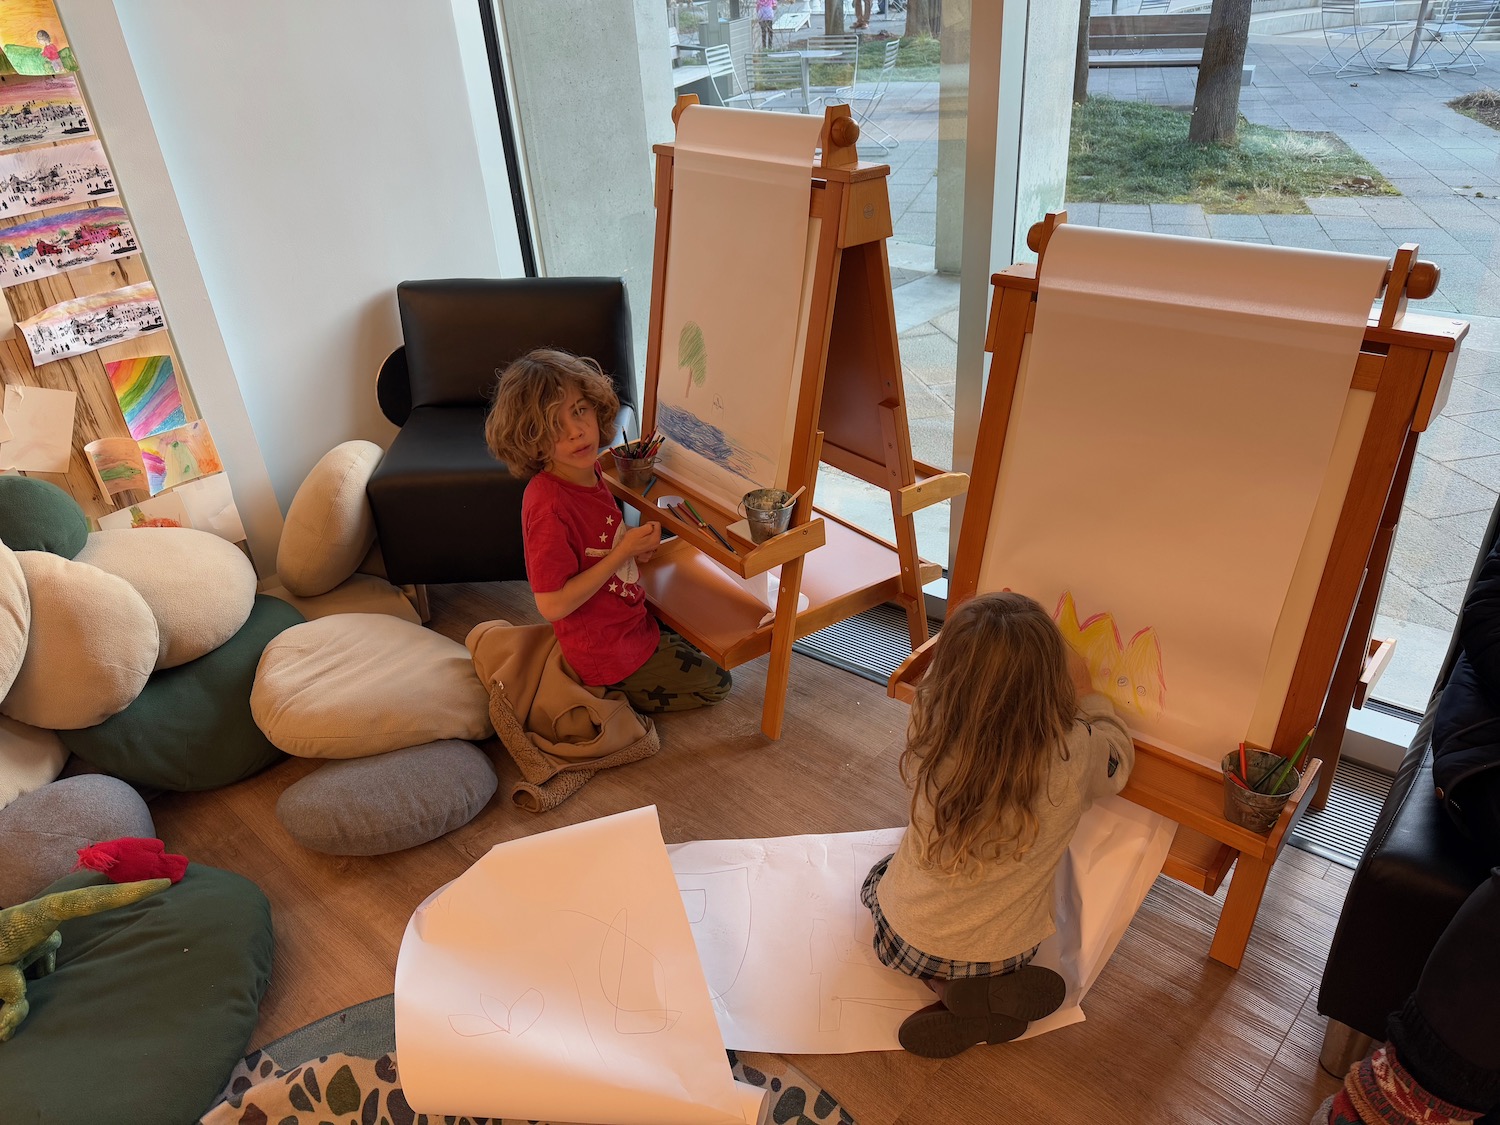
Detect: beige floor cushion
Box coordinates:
(263, 573, 419, 625)
(0, 715, 66, 810)
(75, 527, 257, 670)
(3, 552, 158, 729)
(0, 539, 28, 702)
(277, 440, 384, 598)
(251, 614, 491, 759)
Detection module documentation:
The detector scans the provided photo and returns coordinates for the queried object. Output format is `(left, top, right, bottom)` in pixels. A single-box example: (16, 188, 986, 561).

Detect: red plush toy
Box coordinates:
(74, 837, 188, 884)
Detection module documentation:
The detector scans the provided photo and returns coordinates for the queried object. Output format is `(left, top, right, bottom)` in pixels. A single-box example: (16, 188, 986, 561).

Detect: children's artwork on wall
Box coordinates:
(0, 74, 90, 149)
(652, 106, 824, 513)
(105, 355, 185, 440)
(665, 798, 1173, 1054)
(0, 139, 113, 220)
(83, 435, 145, 497)
(0, 204, 137, 288)
(975, 225, 1388, 765)
(395, 806, 765, 1124)
(0, 382, 72, 471)
(18, 280, 164, 365)
(0, 1, 77, 75)
(173, 473, 245, 543)
(97, 491, 190, 530)
(1054, 591, 1165, 720)
(137, 418, 221, 495)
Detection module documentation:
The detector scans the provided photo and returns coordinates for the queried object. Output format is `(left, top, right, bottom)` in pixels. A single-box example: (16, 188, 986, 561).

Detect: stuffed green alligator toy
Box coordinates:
(0, 879, 170, 1042)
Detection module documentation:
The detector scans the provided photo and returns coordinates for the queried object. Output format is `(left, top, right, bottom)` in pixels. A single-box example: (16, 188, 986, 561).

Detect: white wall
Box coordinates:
(66, 0, 527, 512)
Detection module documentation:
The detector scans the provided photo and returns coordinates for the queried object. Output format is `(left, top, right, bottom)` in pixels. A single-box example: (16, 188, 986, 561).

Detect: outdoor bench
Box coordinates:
(1087, 13, 1211, 69)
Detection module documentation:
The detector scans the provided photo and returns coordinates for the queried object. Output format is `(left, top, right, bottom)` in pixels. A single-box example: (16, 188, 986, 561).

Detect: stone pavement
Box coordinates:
(824, 32, 1500, 710)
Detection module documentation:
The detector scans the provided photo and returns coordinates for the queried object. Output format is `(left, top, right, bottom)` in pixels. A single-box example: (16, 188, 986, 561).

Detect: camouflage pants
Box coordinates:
(610, 627, 732, 714)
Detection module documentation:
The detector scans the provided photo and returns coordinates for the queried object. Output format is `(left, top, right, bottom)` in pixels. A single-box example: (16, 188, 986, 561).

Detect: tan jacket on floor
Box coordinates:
(466, 620, 659, 812)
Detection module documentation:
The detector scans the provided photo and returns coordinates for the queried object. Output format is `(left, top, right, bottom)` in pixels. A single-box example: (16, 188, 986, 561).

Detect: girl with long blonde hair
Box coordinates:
(861, 591, 1135, 1057)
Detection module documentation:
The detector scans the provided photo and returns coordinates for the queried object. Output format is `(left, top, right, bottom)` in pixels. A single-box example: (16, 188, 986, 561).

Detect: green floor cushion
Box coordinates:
(0, 539, 27, 701)
(0, 864, 274, 1125)
(0, 476, 87, 557)
(276, 739, 497, 855)
(59, 595, 305, 791)
(0, 774, 154, 906)
(252, 614, 492, 759)
(3, 551, 159, 729)
(76, 527, 258, 670)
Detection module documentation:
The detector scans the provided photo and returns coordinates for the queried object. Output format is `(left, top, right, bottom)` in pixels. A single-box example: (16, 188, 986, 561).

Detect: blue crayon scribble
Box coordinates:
(657, 401, 759, 479)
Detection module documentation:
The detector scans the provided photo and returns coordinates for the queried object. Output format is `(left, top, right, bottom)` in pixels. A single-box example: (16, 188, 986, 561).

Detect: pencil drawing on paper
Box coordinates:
(676, 866, 753, 1002)
(1053, 590, 1166, 719)
(656, 400, 757, 480)
(556, 907, 683, 1036)
(448, 988, 544, 1038)
(679, 320, 707, 397)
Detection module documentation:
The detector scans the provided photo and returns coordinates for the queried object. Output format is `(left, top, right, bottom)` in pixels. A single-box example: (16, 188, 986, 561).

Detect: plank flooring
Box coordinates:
(151, 581, 1350, 1125)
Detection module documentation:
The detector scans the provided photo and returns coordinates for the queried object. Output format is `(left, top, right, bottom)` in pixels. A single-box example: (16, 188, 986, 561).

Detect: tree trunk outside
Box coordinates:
(824, 0, 846, 35)
(1074, 0, 1091, 104)
(905, 0, 941, 38)
(1188, 0, 1253, 144)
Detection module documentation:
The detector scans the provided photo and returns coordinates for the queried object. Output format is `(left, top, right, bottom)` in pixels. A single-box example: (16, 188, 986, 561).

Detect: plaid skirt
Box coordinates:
(860, 853, 1038, 980)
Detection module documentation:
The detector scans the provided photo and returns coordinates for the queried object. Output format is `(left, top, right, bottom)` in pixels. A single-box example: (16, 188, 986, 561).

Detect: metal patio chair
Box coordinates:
(1308, 0, 1384, 76)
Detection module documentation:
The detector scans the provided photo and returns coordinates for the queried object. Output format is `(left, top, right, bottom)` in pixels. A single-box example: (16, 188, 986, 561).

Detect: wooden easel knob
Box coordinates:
(829, 116, 860, 148)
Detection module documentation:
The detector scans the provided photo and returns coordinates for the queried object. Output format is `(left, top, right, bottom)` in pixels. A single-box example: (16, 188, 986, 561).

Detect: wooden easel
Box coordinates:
(603, 98, 967, 740)
(891, 211, 1465, 969)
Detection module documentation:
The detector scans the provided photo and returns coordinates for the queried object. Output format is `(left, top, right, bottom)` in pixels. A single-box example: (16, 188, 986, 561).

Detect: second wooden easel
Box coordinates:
(603, 98, 967, 739)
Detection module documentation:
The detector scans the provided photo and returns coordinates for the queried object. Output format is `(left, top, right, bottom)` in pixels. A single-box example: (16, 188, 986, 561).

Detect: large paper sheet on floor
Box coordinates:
(653, 105, 824, 514)
(667, 796, 1174, 1053)
(978, 227, 1387, 764)
(395, 806, 766, 1125)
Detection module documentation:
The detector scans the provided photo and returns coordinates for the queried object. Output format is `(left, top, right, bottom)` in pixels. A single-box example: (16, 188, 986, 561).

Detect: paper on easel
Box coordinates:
(977, 226, 1387, 765)
(395, 806, 766, 1125)
(0, 384, 74, 472)
(666, 796, 1173, 1054)
(712, 561, 810, 626)
(173, 473, 246, 543)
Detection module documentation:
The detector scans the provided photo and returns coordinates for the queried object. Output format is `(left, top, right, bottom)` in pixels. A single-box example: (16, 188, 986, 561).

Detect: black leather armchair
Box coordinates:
(1316, 493, 1500, 1074)
(366, 278, 638, 586)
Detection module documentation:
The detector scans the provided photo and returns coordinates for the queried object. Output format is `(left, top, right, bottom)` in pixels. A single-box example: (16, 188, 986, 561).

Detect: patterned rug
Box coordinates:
(207, 995, 855, 1125)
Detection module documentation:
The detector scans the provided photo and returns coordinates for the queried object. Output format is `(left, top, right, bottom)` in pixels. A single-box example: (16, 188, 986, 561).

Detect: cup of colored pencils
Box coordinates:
(1219, 730, 1313, 835)
(613, 432, 662, 491)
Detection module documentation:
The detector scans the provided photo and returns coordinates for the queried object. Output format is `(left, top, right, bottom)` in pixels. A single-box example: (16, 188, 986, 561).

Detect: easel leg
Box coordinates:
(1208, 852, 1273, 970)
(1308, 432, 1416, 811)
(760, 555, 808, 739)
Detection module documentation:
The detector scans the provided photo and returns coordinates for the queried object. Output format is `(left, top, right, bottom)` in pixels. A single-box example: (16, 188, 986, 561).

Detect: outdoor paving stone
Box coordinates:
(1434, 507, 1495, 550)
(1376, 571, 1461, 633)
(898, 330, 958, 391)
(1318, 215, 1388, 240)
(1152, 223, 1213, 240)
(1333, 239, 1406, 256)
(1063, 201, 1100, 224)
(1377, 226, 1470, 256)
(1406, 453, 1498, 518)
(1449, 452, 1500, 494)
(1206, 214, 1269, 237)
(1418, 413, 1500, 461)
(901, 371, 950, 422)
(1307, 197, 1368, 216)
(1390, 508, 1480, 590)
(932, 308, 959, 340)
(1148, 203, 1204, 223)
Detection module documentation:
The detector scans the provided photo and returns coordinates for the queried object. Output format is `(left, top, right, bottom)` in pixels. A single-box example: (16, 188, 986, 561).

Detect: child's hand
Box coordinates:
(1067, 646, 1093, 695)
(618, 520, 661, 562)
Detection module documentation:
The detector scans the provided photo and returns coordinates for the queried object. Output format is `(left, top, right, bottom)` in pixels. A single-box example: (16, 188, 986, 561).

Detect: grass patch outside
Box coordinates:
(1068, 96, 1398, 214)
(1449, 88, 1500, 132)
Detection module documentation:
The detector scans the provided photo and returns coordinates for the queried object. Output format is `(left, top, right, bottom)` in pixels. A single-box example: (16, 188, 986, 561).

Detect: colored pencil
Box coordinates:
(641, 476, 657, 497)
(1238, 742, 1249, 786)
(681, 497, 735, 552)
(1255, 728, 1315, 795)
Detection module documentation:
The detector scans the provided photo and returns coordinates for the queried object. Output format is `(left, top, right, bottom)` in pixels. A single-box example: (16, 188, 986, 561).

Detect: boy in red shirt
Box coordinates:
(486, 348, 731, 712)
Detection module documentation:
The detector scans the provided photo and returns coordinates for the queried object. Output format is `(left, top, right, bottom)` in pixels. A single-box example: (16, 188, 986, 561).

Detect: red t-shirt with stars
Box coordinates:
(521, 465, 660, 686)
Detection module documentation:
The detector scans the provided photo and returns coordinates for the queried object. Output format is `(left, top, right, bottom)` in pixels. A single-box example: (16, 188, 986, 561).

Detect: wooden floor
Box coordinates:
(152, 581, 1349, 1125)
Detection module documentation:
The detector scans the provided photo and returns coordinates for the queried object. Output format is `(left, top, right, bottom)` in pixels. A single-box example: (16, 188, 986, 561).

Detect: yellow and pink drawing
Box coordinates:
(1054, 591, 1166, 719)
(137, 419, 221, 496)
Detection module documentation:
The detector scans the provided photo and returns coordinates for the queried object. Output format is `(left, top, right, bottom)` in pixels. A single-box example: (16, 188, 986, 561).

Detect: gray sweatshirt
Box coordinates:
(876, 692, 1136, 964)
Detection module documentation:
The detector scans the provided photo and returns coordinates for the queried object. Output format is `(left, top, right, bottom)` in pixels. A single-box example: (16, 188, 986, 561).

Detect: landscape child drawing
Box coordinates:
(0, 138, 113, 219)
(0, 204, 136, 287)
(19, 281, 164, 364)
(0, 75, 90, 149)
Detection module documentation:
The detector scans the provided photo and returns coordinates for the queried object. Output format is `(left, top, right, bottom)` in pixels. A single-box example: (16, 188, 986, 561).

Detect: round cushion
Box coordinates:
(276, 739, 496, 855)
(59, 595, 304, 791)
(3, 551, 158, 729)
(277, 440, 384, 597)
(0, 538, 29, 701)
(75, 527, 258, 670)
(263, 572, 420, 625)
(0, 714, 66, 810)
(252, 614, 492, 759)
(0, 864, 273, 1125)
(0, 476, 88, 557)
(0, 774, 154, 906)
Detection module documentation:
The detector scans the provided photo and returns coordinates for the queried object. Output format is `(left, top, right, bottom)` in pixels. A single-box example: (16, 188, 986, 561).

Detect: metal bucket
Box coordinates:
(615, 454, 656, 490)
(1220, 749, 1298, 834)
(740, 488, 796, 544)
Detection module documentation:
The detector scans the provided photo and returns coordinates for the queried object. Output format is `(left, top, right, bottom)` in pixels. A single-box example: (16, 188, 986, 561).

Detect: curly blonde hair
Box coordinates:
(484, 348, 621, 478)
(902, 591, 1078, 874)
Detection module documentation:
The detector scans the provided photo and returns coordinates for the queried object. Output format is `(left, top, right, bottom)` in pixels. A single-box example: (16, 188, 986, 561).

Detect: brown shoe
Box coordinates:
(943, 965, 1066, 1022)
(898, 1002, 1026, 1058)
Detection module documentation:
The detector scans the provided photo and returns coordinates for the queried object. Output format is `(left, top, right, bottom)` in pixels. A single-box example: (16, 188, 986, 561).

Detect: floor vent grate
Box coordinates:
(1288, 756, 1394, 870)
(793, 604, 944, 687)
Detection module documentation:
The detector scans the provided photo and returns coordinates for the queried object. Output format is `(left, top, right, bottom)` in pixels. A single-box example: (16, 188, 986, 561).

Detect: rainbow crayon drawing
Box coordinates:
(137, 418, 222, 496)
(107, 355, 185, 441)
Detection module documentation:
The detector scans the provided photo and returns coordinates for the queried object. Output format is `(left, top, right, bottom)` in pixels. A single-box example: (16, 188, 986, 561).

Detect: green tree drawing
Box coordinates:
(679, 321, 707, 398)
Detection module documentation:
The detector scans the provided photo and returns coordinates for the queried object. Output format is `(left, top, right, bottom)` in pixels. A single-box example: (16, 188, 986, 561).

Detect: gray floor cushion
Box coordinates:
(0, 774, 153, 906)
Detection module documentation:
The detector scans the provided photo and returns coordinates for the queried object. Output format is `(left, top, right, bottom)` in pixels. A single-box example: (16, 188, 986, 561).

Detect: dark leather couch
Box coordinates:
(366, 278, 638, 587)
(1316, 494, 1500, 1072)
